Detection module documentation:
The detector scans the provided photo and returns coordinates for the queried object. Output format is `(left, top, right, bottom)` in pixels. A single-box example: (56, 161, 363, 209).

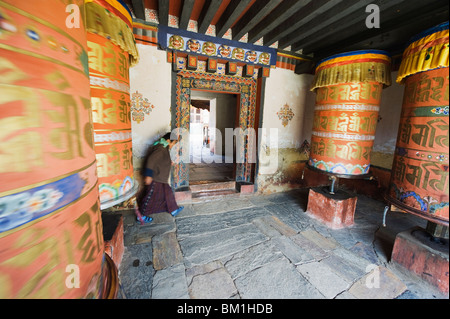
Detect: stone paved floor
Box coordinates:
(117, 188, 448, 299)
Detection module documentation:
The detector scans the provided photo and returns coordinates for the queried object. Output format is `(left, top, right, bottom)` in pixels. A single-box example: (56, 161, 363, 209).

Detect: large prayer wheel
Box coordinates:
(85, 0, 139, 209)
(0, 0, 105, 298)
(309, 50, 391, 177)
(386, 22, 449, 226)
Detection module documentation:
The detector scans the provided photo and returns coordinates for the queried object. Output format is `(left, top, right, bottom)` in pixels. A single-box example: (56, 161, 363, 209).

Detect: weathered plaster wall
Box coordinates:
(191, 90, 237, 156)
(256, 69, 404, 194)
(130, 44, 172, 171)
(371, 71, 404, 169)
(129, 46, 403, 196)
(257, 68, 316, 194)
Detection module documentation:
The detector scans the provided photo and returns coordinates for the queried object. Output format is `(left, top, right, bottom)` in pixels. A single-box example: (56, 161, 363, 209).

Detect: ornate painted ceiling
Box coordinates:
(124, 0, 449, 72)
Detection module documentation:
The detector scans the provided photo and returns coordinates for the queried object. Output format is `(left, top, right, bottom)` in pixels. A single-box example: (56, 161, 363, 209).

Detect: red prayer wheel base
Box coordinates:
(103, 214, 124, 269)
(384, 193, 449, 228)
(306, 163, 372, 180)
(391, 227, 449, 294)
(387, 67, 449, 227)
(99, 182, 139, 210)
(100, 253, 120, 299)
(306, 187, 357, 229)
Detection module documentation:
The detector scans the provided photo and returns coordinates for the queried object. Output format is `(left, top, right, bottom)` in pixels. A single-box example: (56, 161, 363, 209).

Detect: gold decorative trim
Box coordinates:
(0, 181, 99, 239)
(85, 2, 139, 66)
(397, 25, 449, 83)
(0, 159, 97, 198)
(0, 1, 86, 52)
(94, 139, 132, 146)
(87, 71, 130, 84)
(311, 61, 391, 91)
(94, 128, 131, 132)
(0, 43, 86, 76)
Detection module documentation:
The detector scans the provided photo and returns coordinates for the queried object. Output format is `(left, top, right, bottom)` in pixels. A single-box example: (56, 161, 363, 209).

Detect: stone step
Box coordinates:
(189, 181, 236, 193)
(191, 189, 239, 203)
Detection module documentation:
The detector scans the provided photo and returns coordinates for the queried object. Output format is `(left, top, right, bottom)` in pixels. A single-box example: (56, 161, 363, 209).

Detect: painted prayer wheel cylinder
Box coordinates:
(0, 0, 104, 298)
(86, 0, 139, 209)
(386, 22, 449, 226)
(309, 50, 391, 177)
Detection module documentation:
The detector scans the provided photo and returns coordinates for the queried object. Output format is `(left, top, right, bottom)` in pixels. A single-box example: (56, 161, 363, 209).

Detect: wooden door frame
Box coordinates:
(170, 70, 257, 190)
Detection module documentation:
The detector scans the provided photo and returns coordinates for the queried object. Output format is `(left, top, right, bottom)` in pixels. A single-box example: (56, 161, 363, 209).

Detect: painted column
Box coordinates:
(85, 0, 139, 209)
(0, 0, 104, 298)
(386, 22, 449, 226)
(309, 50, 391, 177)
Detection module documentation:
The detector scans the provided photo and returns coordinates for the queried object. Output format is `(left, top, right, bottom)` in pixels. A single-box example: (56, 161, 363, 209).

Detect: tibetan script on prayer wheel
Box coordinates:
(86, 0, 139, 209)
(386, 21, 449, 225)
(0, 0, 104, 298)
(309, 50, 391, 176)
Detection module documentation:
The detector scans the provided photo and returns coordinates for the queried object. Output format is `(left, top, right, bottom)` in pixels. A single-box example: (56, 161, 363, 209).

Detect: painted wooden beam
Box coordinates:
(215, 0, 252, 39)
(294, 60, 315, 75)
(277, 0, 369, 50)
(179, 0, 196, 30)
(302, 0, 447, 55)
(314, 3, 449, 57)
(158, 0, 169, 26)
(247, 0, 311, 44)
(290, 0, 406, 52)
(198, 0, 222, 34)
(131, 0, 146, 20)
(311, 1, 449, 57)
(263, 0, 341, 48)
(231, 0, 282, 42)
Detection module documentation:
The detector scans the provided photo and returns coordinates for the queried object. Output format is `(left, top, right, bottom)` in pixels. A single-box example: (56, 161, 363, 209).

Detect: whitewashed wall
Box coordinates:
(371, 71, 404, 169)
(129, 46, 403, 193)
(257, 68, 316, 193)
(256, 68, 404, 193)
(130, 44, 172, 170)
(262, 69, 315, 148)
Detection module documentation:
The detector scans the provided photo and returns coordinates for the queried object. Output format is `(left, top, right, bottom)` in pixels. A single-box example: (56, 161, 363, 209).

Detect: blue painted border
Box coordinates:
(317, 49, 391, 67)
(0, 173, 86, 233)
(407, 21, 449, 46)
(158, 25, 278, 66)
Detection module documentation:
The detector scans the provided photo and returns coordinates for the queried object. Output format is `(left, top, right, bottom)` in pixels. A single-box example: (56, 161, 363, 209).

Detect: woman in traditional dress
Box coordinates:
(135, 133, 184, 224)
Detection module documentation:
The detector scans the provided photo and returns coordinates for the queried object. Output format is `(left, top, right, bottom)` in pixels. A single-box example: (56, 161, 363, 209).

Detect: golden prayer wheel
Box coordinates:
(85, 0, 139, 209)
(0, 0, 105, 298)
(309, 50, 392, 177)
(386, 22, 449, 227)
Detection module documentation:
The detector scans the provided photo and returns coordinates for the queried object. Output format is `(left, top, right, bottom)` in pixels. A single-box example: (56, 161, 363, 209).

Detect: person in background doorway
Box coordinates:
(135, 132, 184, 224)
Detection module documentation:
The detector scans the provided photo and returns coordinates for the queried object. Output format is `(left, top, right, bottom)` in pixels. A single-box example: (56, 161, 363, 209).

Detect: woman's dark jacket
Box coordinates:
(141, 144, 171, 183)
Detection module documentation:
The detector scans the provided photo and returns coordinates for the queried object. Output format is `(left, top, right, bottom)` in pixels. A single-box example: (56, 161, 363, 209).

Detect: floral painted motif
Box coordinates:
(0, 189, 64, 231)
(277, 103, 295, 127)
(163, 30, 274, 66)
(431, 106, 449, 115)
(168, 35, 184, 50)
(145, 9, 159, 23)
(187, 39, 200, 53)
(131, 91, 155, 123)
(299, 140, 311, 156)
(202, 41, 216, 56)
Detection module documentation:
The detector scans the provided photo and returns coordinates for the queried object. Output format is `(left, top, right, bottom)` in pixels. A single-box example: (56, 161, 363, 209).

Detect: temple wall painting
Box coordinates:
(130, 43, 172, 180)
(257, 67, 316, 194)
(0, 0, 105, 299)
(371, 71, 405, 169)
(129, 25, 406, 195)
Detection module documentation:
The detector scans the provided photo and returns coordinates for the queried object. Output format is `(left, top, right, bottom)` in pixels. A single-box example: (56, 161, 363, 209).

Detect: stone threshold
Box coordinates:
(175, 181, 254, 204)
